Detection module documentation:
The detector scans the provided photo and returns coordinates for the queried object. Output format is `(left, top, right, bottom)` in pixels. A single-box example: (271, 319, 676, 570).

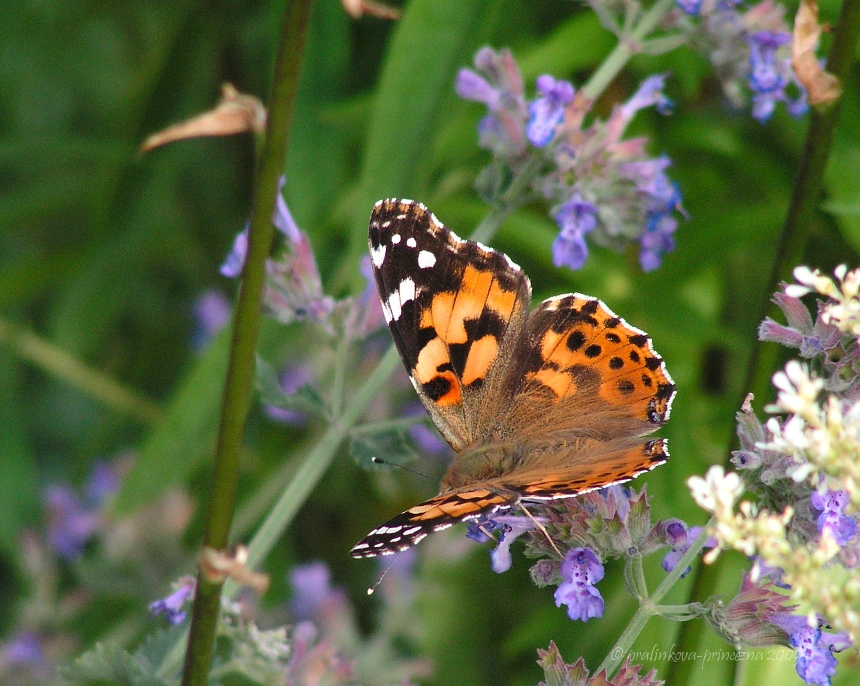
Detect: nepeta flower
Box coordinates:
(772, 614, 852, 686)
(149, 576, 196, 625)
(552, 195, 598, 269)
(554, 547, 605, 621)
(527, 75, 575, 147)
(811, 490, 857, 546)
(705, 574, 796, 648)
(661, 522, 716, 576)
(748, 31, 808, 122)
(488, 515, 539, 573)
(676, 0, 702, 16)
(192, 289, 231, 349)
(263, 364, 314, 426)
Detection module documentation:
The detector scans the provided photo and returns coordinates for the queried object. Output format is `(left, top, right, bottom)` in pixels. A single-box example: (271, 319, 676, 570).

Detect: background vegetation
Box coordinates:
(1, 0, 858, 684)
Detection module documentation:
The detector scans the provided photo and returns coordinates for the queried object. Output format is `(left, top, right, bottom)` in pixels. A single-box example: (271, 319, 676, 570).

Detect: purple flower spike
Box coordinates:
(552, 195, 598, 270)
(749, 32, 791, 94)
(149, 576, 196, 625)
(772, 615, 852, 686)
(289, 561, 334, 620)
(527, 75, 575, 147)
(811, 490, 857, 546)
(554, 548, 605, 621)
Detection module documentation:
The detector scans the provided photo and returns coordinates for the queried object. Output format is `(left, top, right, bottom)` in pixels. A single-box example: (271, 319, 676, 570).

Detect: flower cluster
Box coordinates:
(537, 641, 662, 686)
(667, 0, 808, 122)
(468, 485, 715, 625)
(687, 265, 860, 683)
(456, 48, 685, 272)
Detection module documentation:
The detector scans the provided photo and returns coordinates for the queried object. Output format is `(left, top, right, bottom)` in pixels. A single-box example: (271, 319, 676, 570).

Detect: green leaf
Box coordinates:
(60, 642, 168, 686)
(350, 0, 499, 262)
(113, 328, 229, 513)
(256, 354, 327, 417)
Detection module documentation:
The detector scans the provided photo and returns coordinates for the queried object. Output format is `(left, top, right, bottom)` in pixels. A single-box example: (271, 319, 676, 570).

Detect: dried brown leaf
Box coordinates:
(792, 0, 841, 105)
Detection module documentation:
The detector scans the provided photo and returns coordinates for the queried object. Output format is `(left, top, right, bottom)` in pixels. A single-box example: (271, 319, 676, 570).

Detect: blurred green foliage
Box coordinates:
(1, 0, 858, 684)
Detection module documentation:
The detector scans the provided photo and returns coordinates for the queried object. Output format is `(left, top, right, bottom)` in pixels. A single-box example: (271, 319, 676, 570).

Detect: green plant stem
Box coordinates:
(179, 1, 315, 685)
(668, 2, 860, 684)
(596, 522, 714, 677)
(0, 317, 161, 423)
(582, 0, 677, 100)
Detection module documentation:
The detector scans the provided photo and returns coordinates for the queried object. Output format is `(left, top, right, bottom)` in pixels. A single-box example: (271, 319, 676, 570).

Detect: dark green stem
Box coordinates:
(668, 2, 860, 683)
(180, 1, 315, 685)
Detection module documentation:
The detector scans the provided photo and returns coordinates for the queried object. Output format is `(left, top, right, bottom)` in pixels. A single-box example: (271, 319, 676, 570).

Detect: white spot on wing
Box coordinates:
(418, 250, 436, 268)
(406, 237, 417, 248)
(391, 234, 401, 244)
(371, 243, 387, 268)
(385, 277, 416, 322)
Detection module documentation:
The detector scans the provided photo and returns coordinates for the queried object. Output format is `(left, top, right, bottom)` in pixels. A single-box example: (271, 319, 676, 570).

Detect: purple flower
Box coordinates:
(676, 0, 701, 15)
(661, 523, 716, 576)
(620, 74, 673, 121)
(191, 289, 231, 349)
(149, 576, 196, 625)
(264, 364, 313, 426)
(289, 561, 341, 620)
(273, 177, 301, 242)
(455, 69, 501, 109)
(220, 226, 249, 278)
(405, 402, 450, 457)
(527, 75, 575, 147)
(748, 32, 790, 94)
(489, 515, 538, 573)
(554, 548, 605, 621)
(811, 490, 857, 546)
(772, 615, 852, 686)
(640, 211, 678, 272)
(552, 195, 598, 270)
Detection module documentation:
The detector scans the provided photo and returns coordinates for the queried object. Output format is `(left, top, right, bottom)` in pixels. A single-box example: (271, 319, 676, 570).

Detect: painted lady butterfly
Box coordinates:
(350, 200, 675, 558)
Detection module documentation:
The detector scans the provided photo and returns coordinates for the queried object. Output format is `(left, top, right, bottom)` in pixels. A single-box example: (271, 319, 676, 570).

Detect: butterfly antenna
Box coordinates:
(371, 456, 432, 480)
(366, 552, 400, 595)
(519, 504, 563, 559)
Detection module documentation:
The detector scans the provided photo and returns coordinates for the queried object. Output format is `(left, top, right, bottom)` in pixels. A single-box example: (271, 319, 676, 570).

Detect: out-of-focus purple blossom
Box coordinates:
(192, 290, 232, 349)
(661, 523, 716, 576)
(345, 255, 385, 339)
(455, 69, 501, 109)
(554, 547, 605, 621)
(273, 177, 301, 242)
(264, 364, 314, 426)
(811, 490, 857, 546)
(640, 211, 678, 272)
(404, 402, 450, 458)
(747, 32, 808, 123)
(772, 614, 852, 686)
(751, 557, 790, 589)
(149, 576, 196, 625)
(676, 0, 702, 15)
(85, 461, 121, 507)
(220, 227, 249, 278)
(552, 195, 598, 270)
(527, 75, 575, 147)
(289, 561, 347, 622)
(619, 74, 673, 121)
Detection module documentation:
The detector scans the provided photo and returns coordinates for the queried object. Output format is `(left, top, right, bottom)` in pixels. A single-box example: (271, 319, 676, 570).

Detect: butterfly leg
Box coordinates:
(518, 502, 563, 559)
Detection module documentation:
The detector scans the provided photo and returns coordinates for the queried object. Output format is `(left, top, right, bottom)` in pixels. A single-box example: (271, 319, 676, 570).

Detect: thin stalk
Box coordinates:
(669, 2, 860, 683)
(0, 317, 161, 423)
(179, 1, 315, 685)
(597, 522, 714, 677)
(582, 0, 678, 100)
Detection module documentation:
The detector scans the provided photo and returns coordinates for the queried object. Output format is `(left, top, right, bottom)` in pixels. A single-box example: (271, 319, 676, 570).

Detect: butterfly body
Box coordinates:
(351, 199, 675, 558)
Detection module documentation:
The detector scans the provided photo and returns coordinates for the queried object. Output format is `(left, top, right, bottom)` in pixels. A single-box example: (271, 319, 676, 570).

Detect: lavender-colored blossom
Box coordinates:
(289, 561, 346, 621)
(220, 227, 248, 278)
(620, 74, 673, 121)
(676, 0, 701, 15)
(772, 615, 852, 686)
(552, 195, 598, 270)
(811, 490, 857, 546)
(527, 75, 574, 147)
(264, 364, 313, 426)
(273, 177, 301, 242)
(751, 557, 790, 589)
(661, 523, 716, 576)
(466, 515, 503, 544)
(455, 69, 501, 109)
(191, 290, 231, 349)
(640, 212, 678, 272)
(748, 32, 790, 94)
(404, 402, 450, 458)
(149, 576, 196, 625)
(554, 547, 605, 621)
(488, 515, 537, 573)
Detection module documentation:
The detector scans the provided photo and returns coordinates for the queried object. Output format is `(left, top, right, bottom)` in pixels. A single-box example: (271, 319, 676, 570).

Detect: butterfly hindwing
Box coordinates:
(350, 489, 512, 557)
